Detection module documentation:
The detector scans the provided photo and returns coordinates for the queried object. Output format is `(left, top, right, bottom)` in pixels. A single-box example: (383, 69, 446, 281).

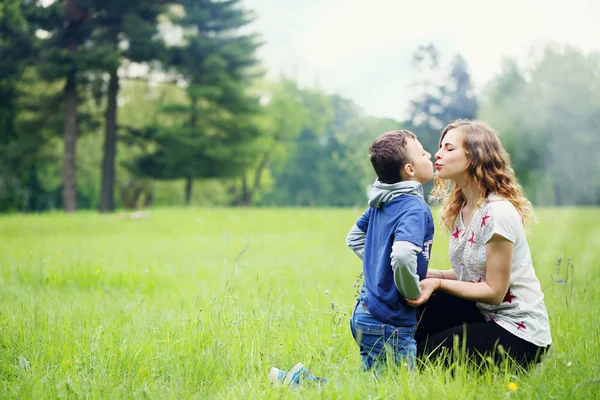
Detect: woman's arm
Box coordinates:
(426, 269, 457, 280)
(406, 234, 512, 306)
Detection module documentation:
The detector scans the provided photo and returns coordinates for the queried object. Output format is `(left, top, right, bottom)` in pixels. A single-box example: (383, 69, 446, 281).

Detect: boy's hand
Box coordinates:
(405, 278, 440, 307)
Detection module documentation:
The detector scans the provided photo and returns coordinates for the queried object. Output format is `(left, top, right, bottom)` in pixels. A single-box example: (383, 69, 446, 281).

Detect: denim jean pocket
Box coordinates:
(354, 318, 386, 359)
(354, 319, 385, 335)
(391, 325, 417, 363)
(393, 325, 416, 337)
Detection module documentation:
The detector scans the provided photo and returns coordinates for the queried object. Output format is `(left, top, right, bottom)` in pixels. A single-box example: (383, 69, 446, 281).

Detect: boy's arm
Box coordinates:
(391, 241, 422, 299)
(346, 224, 367, 260)
(346, 209, 369, 260)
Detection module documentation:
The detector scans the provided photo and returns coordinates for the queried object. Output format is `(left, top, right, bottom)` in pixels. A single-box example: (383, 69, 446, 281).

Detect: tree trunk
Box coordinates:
(185, 177, 193, 205)
(62, 0, 85, 212)
(100, 70, 119, 212)
(240, 175, 251, 205)
(553, 182, 562, 206)
(63, 70, 77, 212)
(143, 188, 154, 208)
(237, 136, 279, 206)
(251, 152, 270, 203)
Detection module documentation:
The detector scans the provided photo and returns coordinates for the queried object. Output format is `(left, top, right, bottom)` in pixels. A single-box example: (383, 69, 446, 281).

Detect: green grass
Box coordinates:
(0, 208, 599, 399)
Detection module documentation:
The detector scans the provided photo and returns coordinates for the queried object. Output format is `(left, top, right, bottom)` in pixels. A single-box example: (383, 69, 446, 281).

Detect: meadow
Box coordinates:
(1, 208, 599, 399)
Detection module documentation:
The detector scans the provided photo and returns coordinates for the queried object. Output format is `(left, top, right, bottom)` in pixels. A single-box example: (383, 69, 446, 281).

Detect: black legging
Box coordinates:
(415, 292, 548, 368)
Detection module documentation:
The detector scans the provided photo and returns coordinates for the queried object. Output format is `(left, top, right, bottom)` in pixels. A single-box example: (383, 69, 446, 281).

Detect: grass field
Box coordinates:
(1, 208, 599, 399)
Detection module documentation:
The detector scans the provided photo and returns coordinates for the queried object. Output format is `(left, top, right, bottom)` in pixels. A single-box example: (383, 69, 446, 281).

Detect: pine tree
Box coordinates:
(91, 0, 166, 212)
(29, 0, 99, 211)
(0, 0, 35, 210)
(137, 0, 263, 204)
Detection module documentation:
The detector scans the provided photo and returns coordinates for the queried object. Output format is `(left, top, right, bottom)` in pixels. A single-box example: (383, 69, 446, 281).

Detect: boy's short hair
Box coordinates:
(369, 130, 417, 184)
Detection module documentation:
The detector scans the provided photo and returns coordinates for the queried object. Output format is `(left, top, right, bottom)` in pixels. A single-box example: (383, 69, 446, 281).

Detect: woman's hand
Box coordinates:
(405, 278, 441, 307)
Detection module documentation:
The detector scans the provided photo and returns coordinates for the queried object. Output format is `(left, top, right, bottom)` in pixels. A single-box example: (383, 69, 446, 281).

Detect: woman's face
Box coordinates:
(434, 128, 469, 181)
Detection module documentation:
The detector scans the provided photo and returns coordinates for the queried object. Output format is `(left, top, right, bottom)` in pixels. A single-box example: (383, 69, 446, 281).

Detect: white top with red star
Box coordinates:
(449, 194, 552, 347)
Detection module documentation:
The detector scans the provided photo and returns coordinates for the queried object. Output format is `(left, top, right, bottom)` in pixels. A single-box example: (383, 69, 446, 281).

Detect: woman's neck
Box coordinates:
(457, 178, 479, 208)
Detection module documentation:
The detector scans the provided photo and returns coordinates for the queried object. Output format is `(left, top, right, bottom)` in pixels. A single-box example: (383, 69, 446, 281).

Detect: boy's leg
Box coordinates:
(389, 325, 417, 370)
(350, 300, 386, 371)
(415, 292, 485, 344)
(351, 300, 416, 371)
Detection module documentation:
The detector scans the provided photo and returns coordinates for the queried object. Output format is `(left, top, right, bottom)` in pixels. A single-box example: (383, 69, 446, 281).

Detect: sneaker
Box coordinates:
(269, 362, 328, 386)
(268, 367, 288, 384)
(284, 362, 307, 385)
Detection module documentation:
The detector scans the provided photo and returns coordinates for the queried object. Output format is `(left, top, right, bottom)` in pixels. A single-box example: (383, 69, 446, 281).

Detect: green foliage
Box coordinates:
(0, 0, 36, 210)
(152, 179, 233, 206)
(266, 91, 371, 207)
(138, 0, 263, 193)
(479, 45, 600, 205)
(3, 2, 600, 212)
(0, 0, 32, 141)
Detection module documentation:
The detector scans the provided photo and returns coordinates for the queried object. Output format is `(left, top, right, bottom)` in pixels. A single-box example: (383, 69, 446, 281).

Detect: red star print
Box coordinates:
(471, 277, 482, 283)
(489, 316, 497, 323)
(467, 232, 475, 246)
(481, 212, 490, 227)
(516, 321, 526, 330)
(452, 227, 461, 239)
(502, 289, 516, 304)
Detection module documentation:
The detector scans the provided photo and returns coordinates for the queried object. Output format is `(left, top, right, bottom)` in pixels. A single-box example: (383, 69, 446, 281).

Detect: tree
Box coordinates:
(28, 0, 99, 212)
(480, 46, 600, 205)
(477, 59, 542, 193)
(409, 44, 478, 153)
(138, 0, 263, 204)
(0, 0, 36, 210)
(93, 0, 166, 212)
(229, 77, 306, 205)
(0, 0, 32, 145)
(267, 90, 382, 207)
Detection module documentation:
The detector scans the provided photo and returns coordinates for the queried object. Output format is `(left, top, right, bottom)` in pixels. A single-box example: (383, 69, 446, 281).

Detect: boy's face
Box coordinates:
(403, 138, 434, 184)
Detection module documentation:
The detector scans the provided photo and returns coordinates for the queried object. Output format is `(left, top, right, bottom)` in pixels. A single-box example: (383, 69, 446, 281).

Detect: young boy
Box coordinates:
(268, 130, 434, 384)
(346, 129, 434, 371)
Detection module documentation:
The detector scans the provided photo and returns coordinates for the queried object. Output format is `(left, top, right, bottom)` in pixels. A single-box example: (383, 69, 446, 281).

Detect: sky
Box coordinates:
(242, 0, 600, 120)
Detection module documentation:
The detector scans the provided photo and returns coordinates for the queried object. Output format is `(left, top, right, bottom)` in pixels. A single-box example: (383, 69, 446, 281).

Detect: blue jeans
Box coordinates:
(350, 300, 416, 372)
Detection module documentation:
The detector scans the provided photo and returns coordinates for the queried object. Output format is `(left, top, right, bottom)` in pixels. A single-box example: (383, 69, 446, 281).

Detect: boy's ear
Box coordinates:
(403, 163, 415, 178)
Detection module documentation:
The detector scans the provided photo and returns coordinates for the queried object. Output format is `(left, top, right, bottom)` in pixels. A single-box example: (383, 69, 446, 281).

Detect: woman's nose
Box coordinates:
(435, 150, 442, 160)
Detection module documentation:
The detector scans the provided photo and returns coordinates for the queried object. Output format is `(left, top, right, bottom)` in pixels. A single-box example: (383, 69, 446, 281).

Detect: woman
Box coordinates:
(406, 120, 551, 368)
